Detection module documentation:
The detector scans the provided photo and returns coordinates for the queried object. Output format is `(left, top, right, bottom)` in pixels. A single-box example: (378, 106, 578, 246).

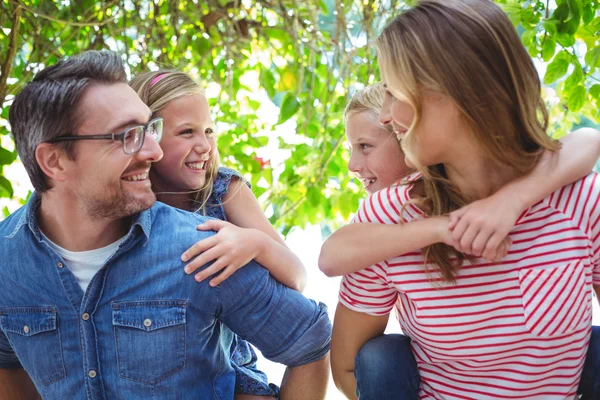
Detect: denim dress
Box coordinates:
(205, 167, 279, 397)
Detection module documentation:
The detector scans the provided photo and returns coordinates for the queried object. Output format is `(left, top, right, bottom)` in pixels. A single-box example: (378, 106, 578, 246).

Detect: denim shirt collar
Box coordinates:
(6, 191, 153, 242)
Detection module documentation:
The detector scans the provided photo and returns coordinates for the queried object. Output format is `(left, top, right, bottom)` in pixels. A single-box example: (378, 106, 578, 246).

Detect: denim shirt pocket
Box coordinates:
(112, 300, 187, 385)
(0, 307, 66, 386)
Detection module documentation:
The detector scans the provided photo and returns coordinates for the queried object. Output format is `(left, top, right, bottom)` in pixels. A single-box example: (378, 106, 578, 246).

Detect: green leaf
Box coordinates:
(567, 85, 586, 112)
(259, 66, 276, 98)
(556, 32, 576, 46)
(564, 61, 584, 88)
(542, 20, 558, 35)
(553, 3, 570, 23)
(0, 175, 13, 198)
(318, 0, 328, 15)
(0, 147, 16, 166)
(542, 37, 556, 61)
(591, 84, 600, 101)
(544, 57, 569, 84)
(585, 47, 600, 71)
(277, 92, 300, 124)
(521, 29, 536, 46)
(583, 4, 594, 24)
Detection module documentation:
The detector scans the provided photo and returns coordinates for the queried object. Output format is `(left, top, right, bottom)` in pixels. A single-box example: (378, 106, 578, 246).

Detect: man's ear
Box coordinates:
(35, 143, 72, 183)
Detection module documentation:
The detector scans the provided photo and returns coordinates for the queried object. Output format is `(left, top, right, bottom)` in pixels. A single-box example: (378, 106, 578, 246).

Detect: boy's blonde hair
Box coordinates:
(344, 83, 394, 134)
(130, 70, 221, 213)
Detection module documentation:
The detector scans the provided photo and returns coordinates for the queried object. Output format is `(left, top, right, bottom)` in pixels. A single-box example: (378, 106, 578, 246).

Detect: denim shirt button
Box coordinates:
(23, 325, 29, 334)
(88, 370, 97, 378)
(143, 318, 152, 327)
(57, 262, 63, 268)
(82, 313, 90, 321)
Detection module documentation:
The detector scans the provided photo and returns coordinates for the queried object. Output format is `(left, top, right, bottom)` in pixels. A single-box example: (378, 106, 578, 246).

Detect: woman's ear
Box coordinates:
(35, 143, 72, 184)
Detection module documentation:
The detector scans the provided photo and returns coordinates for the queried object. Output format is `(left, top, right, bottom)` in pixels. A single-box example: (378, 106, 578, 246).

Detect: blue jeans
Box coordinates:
(355, 327, 600, 400)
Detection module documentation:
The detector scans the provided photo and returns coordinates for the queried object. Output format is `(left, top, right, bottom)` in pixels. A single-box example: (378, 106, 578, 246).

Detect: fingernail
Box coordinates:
(209, 281, 217, 287)
(195, 276, 203, 282)
(181, 254, 188, 262)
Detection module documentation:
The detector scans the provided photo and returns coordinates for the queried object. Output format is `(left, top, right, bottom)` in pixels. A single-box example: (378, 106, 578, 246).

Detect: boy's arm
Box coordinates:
(450, 127, 600, 259)
(319, 217, 450, 277)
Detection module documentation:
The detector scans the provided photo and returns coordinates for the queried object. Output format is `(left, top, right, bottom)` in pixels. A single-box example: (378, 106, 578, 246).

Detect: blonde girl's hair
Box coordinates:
(130, 70, 220, 213)
(375, 0, 560, 283)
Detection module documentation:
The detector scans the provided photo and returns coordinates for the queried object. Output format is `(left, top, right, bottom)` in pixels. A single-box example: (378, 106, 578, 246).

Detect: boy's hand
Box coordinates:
(448, 197, 519, 262)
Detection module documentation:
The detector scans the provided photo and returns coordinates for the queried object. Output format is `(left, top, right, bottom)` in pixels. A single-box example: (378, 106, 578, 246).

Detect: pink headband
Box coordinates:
(150, 73, 168, 87)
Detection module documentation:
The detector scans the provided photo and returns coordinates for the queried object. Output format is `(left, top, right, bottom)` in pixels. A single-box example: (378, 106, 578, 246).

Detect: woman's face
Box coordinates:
(379, 86, 461, 169)
(346, 111, 411, 194)
(150, 94, 216, 192)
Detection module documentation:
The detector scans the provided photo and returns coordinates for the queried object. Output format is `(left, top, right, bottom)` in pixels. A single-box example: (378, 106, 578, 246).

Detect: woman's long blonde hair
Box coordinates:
(376, 0, 560, 282)
(130, 70, 221, 213)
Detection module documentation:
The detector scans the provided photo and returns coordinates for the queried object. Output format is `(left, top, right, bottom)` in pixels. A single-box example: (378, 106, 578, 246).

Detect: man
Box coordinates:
(0, 51, 331, 400)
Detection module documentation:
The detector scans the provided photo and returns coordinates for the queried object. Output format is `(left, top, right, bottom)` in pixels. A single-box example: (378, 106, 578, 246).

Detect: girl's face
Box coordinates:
(346, 111, 411, 194)
(379, 86, 461, 169)
(151, 94, 216, 192)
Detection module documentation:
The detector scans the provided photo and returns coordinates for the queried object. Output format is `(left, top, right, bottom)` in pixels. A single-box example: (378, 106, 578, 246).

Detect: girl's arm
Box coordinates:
(319, 216, 452, 277)
(182, 178, 307, 292)
(449, 127, 600, 260)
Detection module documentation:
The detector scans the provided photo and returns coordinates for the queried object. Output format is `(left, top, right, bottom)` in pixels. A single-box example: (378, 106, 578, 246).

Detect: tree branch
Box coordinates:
(10, 0, 116, 27)
(0, 4, 21, 107)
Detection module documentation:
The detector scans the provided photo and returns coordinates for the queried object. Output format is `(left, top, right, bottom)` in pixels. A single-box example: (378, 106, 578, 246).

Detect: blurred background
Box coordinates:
(1, 0, 600, 398)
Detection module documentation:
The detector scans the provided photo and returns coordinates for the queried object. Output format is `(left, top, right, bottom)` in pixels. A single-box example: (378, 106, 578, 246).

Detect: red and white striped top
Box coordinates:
(339, 172, 600, 400)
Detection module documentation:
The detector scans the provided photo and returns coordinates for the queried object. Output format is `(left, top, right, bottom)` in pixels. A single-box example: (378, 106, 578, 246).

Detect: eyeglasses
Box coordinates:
(48, 118, 164, 155)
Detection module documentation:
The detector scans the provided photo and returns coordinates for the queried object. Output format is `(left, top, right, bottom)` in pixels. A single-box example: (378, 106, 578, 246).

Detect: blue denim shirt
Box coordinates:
(0, 194, 331, 399)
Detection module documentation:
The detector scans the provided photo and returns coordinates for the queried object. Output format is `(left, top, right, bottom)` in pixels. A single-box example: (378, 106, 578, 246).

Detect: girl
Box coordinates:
(330, 1, 600, 399)
(130, 71, 307, 399)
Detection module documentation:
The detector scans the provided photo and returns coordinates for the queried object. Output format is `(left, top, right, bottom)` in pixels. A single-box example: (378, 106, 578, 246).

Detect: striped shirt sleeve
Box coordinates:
(339, 187, 404, 315)
(550, 173, 600, 284)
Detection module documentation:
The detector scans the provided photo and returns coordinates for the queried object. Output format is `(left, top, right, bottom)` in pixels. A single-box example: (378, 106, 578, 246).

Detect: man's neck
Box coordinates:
(37, 192, 130, 252)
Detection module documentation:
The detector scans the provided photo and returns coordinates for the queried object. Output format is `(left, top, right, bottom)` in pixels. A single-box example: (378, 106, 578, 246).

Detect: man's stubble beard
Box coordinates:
(79, 183, 156, 221)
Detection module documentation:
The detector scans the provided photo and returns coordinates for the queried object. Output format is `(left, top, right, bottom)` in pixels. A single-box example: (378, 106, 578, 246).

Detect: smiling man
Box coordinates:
(0, 51, 331, 400)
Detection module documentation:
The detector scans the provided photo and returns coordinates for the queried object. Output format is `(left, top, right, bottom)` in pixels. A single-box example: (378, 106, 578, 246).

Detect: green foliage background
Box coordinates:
(0, 0, 599, 233)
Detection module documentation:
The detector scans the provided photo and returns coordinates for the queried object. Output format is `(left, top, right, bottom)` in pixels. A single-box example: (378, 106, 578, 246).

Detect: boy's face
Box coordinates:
(61, 83, 163, 219)
(346, 111, 411, 194)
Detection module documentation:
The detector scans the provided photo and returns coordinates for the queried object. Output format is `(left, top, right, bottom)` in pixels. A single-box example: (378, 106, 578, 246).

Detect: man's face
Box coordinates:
(63, 83, 163, 220)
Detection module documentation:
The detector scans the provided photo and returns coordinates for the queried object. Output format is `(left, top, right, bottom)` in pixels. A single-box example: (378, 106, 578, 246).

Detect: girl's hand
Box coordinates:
(448, 198, 518, 262)
(181, 220, 266, 286)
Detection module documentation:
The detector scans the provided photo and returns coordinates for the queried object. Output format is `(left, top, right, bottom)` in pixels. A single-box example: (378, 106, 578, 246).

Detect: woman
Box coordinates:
(331, 1, 600, 399)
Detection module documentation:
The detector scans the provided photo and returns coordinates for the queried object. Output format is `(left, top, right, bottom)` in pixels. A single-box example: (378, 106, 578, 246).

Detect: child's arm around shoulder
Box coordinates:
(182, 177, 307, 292)
(319, 185, 454, 277)
(449, 127, 600, 260)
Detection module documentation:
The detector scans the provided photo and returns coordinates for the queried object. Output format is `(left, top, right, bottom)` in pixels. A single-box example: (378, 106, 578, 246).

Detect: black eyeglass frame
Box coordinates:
(47, 117, 164, 155)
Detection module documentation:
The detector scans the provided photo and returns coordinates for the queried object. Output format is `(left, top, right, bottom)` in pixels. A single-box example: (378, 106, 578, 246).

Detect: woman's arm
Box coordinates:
(449, 127, 600, 259)
(319, 216, 451, 277)
(331, 304, 388, 399)
(182, 179, 307, 292)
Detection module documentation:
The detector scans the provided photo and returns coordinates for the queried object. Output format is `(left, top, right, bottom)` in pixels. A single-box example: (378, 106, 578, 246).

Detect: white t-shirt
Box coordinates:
(44, 234, 127, 292)
(340, 172, 600, 400)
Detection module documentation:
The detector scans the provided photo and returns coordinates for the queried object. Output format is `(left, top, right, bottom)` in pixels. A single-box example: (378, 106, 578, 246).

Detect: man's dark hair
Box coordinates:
(8, 50, 127, 192)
